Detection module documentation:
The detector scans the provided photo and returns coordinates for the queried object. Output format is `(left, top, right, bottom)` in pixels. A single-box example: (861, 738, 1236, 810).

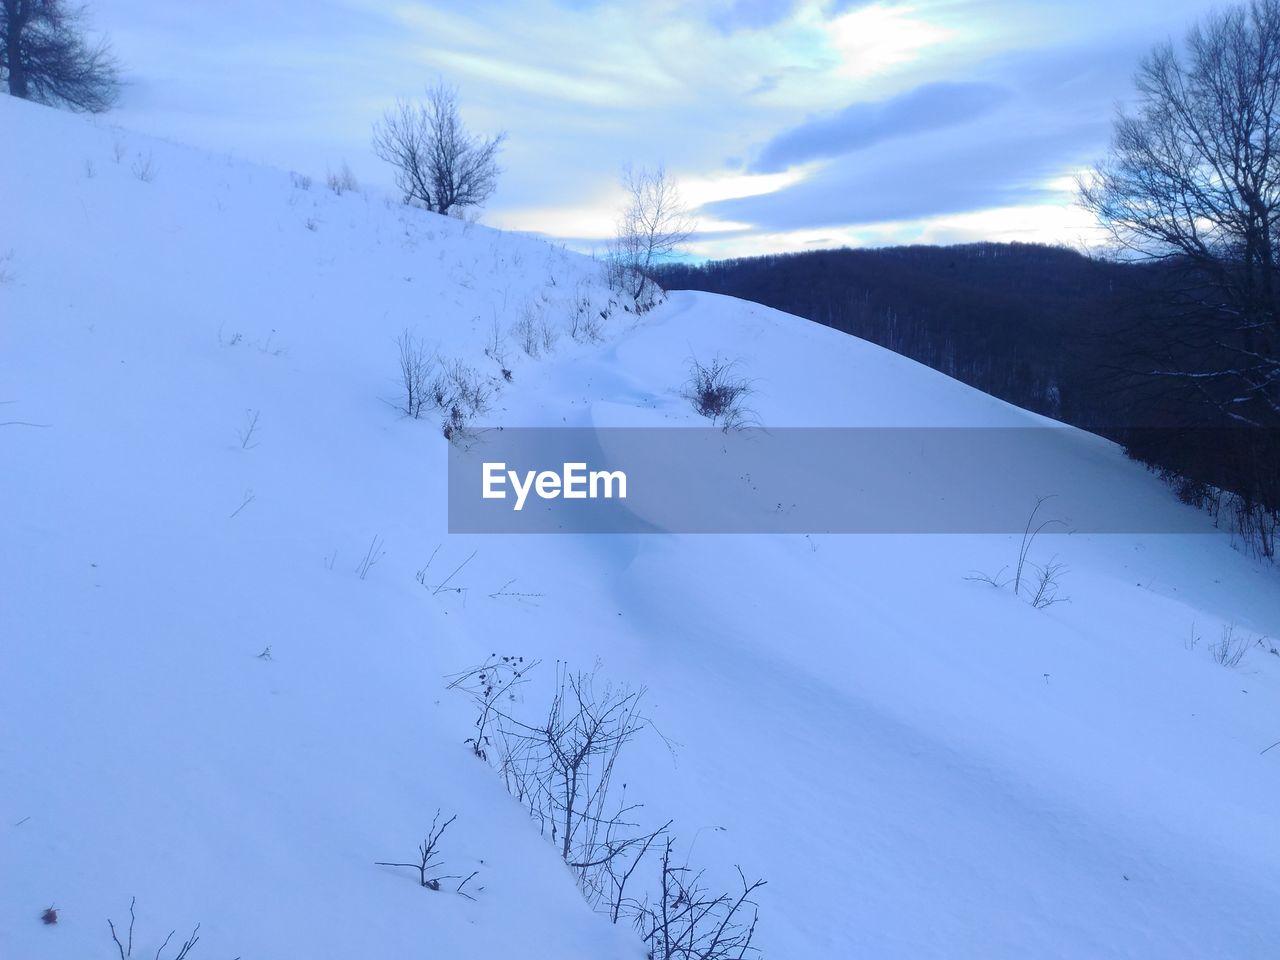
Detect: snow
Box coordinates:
(3, 95, 1279, 959)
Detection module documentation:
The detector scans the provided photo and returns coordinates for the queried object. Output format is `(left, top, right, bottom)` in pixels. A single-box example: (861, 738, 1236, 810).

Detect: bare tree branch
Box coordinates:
(372, 81, 506, 216)
(2, 0, 120, 112)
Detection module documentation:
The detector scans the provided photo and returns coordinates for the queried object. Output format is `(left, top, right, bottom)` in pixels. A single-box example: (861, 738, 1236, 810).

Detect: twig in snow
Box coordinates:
(108, 897, 135, 959)
(0, 401, 50, 427)
(355, 536, 386, 580)
(488, 578, 543, 604)
(108, 897, 203, 960)
(228, 489, 255, 519)
(236, 409, 261, 449)
(964, 566, 1011, 588)
(456, 870, 479, 900)
(432, 550, 477, 596)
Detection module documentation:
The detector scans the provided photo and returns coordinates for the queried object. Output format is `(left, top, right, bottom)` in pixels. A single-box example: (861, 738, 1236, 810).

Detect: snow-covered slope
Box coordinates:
(3, 97, 1279, 959)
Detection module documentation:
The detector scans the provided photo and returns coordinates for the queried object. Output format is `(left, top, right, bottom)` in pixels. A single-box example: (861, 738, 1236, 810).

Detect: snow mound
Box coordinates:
(3, 96, 1279, 959)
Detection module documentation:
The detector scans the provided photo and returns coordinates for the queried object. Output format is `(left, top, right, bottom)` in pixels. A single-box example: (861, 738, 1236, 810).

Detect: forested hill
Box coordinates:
(655, 243, 1130, 430)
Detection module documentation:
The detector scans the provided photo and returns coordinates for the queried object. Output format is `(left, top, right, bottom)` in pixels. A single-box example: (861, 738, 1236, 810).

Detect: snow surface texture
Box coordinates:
(3, 96, 1279, 959)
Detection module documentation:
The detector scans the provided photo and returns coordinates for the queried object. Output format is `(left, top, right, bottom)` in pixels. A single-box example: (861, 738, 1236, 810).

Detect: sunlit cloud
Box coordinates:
(822, 3, 954, 79)
(679, 167, 811, 207)
(496, 167, 804, 241)
(90, 0, 1230, 259)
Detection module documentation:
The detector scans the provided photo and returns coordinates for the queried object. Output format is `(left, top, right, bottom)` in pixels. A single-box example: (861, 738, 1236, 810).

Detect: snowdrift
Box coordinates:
(3, 96, 1279, 959)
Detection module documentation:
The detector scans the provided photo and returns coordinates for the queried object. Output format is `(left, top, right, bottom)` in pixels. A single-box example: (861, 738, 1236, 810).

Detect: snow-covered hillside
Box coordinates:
(3, 96, 1279, 959)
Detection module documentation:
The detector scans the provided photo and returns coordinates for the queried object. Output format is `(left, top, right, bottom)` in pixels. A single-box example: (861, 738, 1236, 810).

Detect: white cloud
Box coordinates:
(822, 3, 954, 79)
(90, 0, 1228, 256)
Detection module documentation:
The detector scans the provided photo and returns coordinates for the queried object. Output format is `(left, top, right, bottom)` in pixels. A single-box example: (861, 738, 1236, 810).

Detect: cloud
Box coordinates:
(750, 81, 1011, 173)
(88, 0, 1224, 257)
(709, 0, 797, 33)
(707, 120, 1106, 232)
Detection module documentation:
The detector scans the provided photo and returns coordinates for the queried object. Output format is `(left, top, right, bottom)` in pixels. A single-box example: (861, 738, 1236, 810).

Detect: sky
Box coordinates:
(86, 0, 1227, 259)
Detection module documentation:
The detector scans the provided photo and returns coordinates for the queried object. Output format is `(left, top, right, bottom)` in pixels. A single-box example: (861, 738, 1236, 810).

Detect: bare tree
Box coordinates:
(1, 0, 119, 112)
(610, 165, 695, 303)
(372, 81, 506, 216)
(1078, 0, 1280, 428)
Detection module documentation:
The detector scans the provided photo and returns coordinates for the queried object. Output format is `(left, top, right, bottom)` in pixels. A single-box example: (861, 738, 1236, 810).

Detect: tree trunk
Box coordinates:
(4, 0, 29, 99)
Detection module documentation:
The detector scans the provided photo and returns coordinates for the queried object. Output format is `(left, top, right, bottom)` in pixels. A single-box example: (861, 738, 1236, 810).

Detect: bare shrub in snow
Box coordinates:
(1184, 623, 1201, 651)
(446, 659, 765, 946)
(438, 359, 491, 416)
(1027, 558, 1069, 608)
(396, 329, 436, 419)
(1013, 496, 1066, 595)
(635, 840, 766, 960)
(436, 358, 491, 444)
(255, 328, 287, 358)
(539, 317, 559, 354)
(514, 302, 541, 357)
(326, 161, 358, 195)
(441, 404, 468, 444)
(568, 285, 603, 342)
(1228, 493, 1279, 561)
(484, 317, 511, 380)
(108, 897, 203, 960)
(1210, 624, 1250, 667)
(570, 296, 607, 343)
(462, 663, 669, 917)
(446, 653, 539, 762)
(290, 171, 312, 190)
(684, 356, 753, 430)
(512, 304, 559, 358)
(130, 151, 156, 182)
(512, 667, 652, 863)
(371, 81, 506, 216)
(0, 248, 14, 284)
(485, 316, 505, 359)
(969, 498, 1070, 608)
(376, 810, 472, 893)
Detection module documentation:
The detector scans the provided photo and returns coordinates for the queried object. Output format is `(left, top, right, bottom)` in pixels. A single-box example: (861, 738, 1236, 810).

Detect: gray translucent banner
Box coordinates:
(447, 427, 1215, 534)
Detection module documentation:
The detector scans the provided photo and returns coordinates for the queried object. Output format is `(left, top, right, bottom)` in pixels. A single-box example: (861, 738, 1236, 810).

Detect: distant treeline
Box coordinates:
(655, 242, 1279, 554)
